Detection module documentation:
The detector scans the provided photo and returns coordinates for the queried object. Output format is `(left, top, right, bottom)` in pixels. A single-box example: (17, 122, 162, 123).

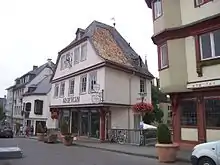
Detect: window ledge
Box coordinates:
(159, 65, 169, 71)
(195, 0, 213, 8)
(80, 92, 87, 95)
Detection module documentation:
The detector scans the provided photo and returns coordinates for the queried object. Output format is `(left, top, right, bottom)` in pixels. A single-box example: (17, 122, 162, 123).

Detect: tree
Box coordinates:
(0, 106, 5, 121)
(143, 85, 164, 124)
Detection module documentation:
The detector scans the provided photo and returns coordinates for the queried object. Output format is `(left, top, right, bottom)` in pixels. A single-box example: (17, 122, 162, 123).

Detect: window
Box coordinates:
(60, 82, 65, 97)
(65, 52, 72, 68)
(80, 75, 87, 93)
(74, 47, 80, 64)
(54, 84, 59, 97)
(159, 44, 168, 69)
(34, 100, 43, 115)
(60, 55, 66, 70)
(69, 79, 75, 95)
(180, 99, 197, 126)
(89, 71, 97, 92)
(153, 0, 162, 20)
(204, 97, 220, 127)
(195, 0, 212, 7)
(25, 102, 31, 112)
(200, 29, 220, 60)
(140, 79, 146, 93)
(81, 43, 87, 61)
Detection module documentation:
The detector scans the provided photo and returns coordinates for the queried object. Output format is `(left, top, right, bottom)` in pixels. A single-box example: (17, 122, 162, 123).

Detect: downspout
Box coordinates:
(128, 71, 135, 129)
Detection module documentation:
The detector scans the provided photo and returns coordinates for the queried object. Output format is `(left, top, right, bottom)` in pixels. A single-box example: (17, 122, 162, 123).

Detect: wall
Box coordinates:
(180, 0, 220, 25)
(53, 40, 104, 80)
(105, 67, 152, 105)
(181, 128, 198, 141)
(159, 39, 189, 93)
(51, 67, 105, 106)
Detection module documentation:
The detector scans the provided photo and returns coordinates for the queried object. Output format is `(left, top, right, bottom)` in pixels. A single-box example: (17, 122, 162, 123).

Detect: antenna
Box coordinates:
(111, 17, 116, 27)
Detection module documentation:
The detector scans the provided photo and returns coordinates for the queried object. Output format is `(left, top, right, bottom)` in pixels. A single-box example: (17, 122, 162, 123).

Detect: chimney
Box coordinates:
(47, 58, 52, 63)
(33, 65, 38, 70)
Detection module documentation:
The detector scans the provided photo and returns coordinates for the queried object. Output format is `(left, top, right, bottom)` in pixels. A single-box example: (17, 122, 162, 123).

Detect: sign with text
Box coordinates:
(63, 96, 80, 103)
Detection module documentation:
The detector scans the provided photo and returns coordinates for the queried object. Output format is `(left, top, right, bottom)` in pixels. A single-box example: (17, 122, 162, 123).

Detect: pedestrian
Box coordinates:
(25, 126, 29, 137)
(31, 125, 34, 136)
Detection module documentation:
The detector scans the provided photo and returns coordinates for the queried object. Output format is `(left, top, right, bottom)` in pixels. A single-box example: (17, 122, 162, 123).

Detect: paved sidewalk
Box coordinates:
(28, 136, 191, 163)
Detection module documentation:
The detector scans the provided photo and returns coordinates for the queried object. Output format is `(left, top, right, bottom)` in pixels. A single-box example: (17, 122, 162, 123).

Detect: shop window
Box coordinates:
(180, 99, 197, 126)
(205, 97, 220, 128)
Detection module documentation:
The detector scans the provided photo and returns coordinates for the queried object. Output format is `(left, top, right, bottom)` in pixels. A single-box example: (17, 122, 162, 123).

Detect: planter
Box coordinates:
(37, 133, 45, 141)
(47, 134, 58, 143)
(63, 136, 73, 146)
(155, 143, 179, 163)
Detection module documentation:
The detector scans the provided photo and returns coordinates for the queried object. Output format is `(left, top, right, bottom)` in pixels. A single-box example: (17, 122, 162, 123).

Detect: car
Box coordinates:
(0, 127, 13, 138)
(191, 141, 219, 165)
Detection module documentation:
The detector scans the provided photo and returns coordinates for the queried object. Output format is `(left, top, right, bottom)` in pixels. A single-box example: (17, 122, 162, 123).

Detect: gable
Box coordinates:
(52, 40, 104, 81)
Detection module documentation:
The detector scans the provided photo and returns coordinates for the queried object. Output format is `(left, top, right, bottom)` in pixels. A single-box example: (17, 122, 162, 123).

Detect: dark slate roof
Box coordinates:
(52, 20, 154, 81)
(23, 75, 52, 96)
(11, 62, 55, 90)
(145, 0, 152, 8)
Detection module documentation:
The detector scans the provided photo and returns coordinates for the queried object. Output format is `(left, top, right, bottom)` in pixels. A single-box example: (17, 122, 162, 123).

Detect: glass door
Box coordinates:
(81, 112, 89, 136)
(91, 110, 100, 138)
(71, 111, 79, 134)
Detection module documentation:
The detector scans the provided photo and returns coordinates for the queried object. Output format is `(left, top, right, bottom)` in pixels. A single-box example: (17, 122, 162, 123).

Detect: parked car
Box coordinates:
(0, 127, 13, 138)
(191, 141, 219, 165)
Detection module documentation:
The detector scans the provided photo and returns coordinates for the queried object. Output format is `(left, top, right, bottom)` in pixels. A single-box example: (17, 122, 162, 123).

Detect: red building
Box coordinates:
(145, 0, 220, 148)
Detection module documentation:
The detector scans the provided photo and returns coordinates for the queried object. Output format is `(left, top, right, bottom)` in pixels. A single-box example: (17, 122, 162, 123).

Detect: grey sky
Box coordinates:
(0, 0, 157, 97)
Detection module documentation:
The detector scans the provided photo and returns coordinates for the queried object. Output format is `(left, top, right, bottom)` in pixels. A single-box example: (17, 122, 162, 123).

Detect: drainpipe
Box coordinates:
(128, 72, 135, 129)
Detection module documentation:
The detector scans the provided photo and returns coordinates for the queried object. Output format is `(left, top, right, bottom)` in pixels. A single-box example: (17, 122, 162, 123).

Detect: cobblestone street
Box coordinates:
(0, 138, 190, 165)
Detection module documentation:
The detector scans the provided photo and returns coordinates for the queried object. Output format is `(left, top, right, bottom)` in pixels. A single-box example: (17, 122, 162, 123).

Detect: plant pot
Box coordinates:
(47, 134, 58, 143)
(37, 133, 45, 141)
(63, 137, 73, 146)
(155, 143, 179, 163)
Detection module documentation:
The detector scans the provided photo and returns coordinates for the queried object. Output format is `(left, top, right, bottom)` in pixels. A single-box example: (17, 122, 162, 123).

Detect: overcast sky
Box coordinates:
(0, 0, 157, 97)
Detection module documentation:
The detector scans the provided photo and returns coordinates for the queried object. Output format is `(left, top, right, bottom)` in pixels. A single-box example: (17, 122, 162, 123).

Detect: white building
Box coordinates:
(50, 21, 154, 141)
(6, 59, 54, 130)
(23, 75, 53, 134)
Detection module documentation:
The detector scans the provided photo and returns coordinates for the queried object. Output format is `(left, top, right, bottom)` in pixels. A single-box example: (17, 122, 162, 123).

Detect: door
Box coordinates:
(81, 112, 89, 136)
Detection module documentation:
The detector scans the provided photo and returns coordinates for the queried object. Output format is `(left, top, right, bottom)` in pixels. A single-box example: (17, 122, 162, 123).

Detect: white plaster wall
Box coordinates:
(206, 129, 220, 142)
(53, 40, 104, 80)
(180, 0, 220, 25)
(51, 67, 105, 106)
(105, 67, 152, 105)
(110, 107, 134, 129)
(181, 128, 198, 141)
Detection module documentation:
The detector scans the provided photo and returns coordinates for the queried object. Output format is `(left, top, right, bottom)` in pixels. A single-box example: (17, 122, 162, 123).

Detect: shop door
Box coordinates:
(81, 112, 89, 136)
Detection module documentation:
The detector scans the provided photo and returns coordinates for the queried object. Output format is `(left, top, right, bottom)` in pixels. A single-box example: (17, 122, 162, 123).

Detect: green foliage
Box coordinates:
(0, 106, 5, 120)
(64, 134, 72, 141)
(143, 85, 164, 124)
(157, 123, 172, 144)
(61, 121, 69, 135)
(37, 122, 44, 133)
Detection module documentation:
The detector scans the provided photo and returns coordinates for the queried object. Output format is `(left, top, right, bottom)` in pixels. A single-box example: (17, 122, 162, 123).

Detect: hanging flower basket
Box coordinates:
(132, 102, 153, 113)
(50, 109, 59, 120)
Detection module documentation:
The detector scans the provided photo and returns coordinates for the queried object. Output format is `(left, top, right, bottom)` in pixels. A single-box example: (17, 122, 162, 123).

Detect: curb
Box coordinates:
(28, 137, 190, 163)
(75, 144, 191, 163)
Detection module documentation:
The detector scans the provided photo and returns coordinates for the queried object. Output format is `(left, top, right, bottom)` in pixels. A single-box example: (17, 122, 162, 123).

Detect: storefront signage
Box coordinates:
(63, 96, 80, 103)
(187, 79, 220, 89)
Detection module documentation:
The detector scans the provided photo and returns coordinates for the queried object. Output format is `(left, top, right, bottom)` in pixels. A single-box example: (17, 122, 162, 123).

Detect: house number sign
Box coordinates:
(63, 96, 80, 103)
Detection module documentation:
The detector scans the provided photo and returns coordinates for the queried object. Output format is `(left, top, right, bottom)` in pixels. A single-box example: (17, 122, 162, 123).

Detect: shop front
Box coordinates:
(51, 107, 108, 141)
(171, 89, 220, 148)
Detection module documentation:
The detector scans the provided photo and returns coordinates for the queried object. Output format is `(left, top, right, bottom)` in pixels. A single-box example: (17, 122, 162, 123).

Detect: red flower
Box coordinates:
(132, 102, 153, 113)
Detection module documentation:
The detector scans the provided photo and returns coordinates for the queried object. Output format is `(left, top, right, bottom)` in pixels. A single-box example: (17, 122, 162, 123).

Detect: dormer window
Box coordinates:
(76, 28, 85, 41)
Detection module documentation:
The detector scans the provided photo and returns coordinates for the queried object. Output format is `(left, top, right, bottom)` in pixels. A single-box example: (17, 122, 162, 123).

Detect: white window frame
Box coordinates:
(159, 44, 168, 69)
(74, 47, 80, 64)
(60, 55, 66, 70)
(200, 30, 220, 60)
(69, 78, 75, 95)
(59, 82, 65, 97)
(195, 0, 211, 6)
(89, 71, 97, 93)
(80, 74, 87, 94)
(81, 43, 87, 61)
(153, 0, 162, 20)
(54, 84, 59, 98)
(140, 79, 146, 93)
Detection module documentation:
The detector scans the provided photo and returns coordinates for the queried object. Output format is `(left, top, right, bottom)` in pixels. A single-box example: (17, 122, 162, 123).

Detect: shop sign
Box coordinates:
(63, 96, 80, 103)
(187, 79, 220, 89)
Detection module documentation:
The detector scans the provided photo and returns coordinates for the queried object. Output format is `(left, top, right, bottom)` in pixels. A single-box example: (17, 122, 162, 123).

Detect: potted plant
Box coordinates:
(36, 122, 45, 141)
(60, 121, 72, 146)
(155, 123, 179, 163)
